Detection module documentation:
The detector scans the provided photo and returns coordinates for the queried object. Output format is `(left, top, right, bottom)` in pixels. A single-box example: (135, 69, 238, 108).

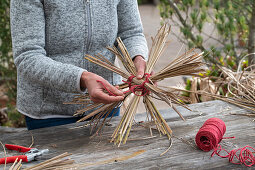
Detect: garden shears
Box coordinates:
(0, 144, 49, 164)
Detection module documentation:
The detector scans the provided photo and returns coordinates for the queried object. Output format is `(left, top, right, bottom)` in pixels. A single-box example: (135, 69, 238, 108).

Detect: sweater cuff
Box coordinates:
(129, 46, 148, 62)
(77, 69, 87, 93)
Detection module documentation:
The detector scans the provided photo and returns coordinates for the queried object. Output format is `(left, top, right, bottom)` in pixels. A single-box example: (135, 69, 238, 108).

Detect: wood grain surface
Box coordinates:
(0, 100, 254, 169)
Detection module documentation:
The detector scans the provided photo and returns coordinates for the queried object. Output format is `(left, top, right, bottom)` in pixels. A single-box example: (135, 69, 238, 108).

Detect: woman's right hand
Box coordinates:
(80, 72, 124, 104)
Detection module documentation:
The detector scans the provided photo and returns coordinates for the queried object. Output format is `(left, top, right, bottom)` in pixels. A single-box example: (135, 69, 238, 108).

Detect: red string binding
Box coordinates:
(122, 73, 151, 96)
(97, 73, 151, 97)
(195, 117, 255, 167)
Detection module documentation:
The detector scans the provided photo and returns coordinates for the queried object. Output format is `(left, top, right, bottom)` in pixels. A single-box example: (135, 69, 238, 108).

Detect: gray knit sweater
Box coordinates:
(10, 0, 148, 119)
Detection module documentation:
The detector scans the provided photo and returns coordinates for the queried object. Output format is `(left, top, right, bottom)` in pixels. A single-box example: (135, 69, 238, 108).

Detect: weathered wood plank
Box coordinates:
(0, 100, 254, 169)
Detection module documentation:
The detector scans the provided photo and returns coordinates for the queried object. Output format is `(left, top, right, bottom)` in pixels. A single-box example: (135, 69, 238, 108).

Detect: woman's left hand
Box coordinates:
(133, 55, 157, 86)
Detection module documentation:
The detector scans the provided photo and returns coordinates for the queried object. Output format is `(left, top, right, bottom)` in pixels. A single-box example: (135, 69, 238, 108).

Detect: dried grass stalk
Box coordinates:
(204, 65, 255, 114)
(0, 141, 7, 170)
(48, 150, 146, 169)
(67, 24, 205, 145)
(179, 62, 255, 115)
(11, 159, 22, 170)
(9, 158, 19, 170)
(24, 152, 73, 170)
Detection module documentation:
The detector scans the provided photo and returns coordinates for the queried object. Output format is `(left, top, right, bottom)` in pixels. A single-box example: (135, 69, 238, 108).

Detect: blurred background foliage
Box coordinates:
(138, 0, 159, 5)
(159, 0, 255, 103)
(0, 0, 25, 127)
(159, 0, 255, 67)
(138, 0, 149, 5)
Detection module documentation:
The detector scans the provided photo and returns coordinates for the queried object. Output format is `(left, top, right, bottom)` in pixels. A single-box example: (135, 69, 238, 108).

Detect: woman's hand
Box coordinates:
(80, 72, 124, 104)
(133, 55, 146, 79)
(133, 55, 157, 86)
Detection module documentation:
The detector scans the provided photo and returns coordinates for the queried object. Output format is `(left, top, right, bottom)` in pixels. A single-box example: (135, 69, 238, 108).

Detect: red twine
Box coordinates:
(97, 73, 151, 97)
(195, 117, 255, 167)
(96, 80, 118, 96)
(122, 73, 151, 96)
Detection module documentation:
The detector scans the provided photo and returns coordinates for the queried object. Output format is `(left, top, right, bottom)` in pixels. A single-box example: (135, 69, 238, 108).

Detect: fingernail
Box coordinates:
(137, 75, 142, 79)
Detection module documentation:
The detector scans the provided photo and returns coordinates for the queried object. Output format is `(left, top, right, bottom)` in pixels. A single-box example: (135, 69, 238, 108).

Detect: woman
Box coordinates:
(10, 0, 148, 130)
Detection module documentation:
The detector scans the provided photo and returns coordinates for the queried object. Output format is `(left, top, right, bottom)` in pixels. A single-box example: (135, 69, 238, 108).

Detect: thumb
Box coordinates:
(133, 56, 146, 79)
(137, 67, 144, 79)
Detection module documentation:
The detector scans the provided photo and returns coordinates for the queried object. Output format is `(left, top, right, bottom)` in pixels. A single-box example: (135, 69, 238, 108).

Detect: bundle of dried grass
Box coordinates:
(9, 159, 22, 170)
(204, 65, 255, 115)
(41, 150, 145, 169)
(24, 152, 74, 170)
(68, 24, 205, 145)
(183, 77, 219, 104)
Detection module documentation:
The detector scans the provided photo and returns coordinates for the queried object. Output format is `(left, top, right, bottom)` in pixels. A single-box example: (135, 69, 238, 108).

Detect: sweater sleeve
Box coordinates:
(117, 0, 148, 61)
(10, 0, 86, 93)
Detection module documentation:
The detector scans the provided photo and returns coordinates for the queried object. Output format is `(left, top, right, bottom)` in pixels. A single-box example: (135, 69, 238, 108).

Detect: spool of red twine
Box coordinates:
(195, 117, 226, 152)
(195, 117, 255, 167)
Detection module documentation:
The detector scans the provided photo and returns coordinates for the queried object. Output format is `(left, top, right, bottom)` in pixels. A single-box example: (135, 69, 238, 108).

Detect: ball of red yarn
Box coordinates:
(195, 117, 255, 167)
(195, 118, 226, 152)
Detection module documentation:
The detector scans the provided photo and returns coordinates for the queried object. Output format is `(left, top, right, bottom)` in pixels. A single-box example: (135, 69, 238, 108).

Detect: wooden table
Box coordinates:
(0, 100, 254, 169)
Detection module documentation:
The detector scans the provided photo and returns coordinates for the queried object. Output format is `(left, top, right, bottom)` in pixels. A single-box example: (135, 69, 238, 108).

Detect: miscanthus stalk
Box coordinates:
(67, 24, 205, 146)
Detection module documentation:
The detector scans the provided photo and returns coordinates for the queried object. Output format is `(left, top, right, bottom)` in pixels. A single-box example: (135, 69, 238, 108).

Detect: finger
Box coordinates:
(90, 98, 103, 104)
(137, 68, 145, 79)
(154, 81, 158, 86)
(105, 82, 124, 96)
(137, 61, 146, 79)
(150, 70, 157, 87)
(136, 62, 146, 79)
(133, 56, 146, 79)
(94, 92, 124, 104)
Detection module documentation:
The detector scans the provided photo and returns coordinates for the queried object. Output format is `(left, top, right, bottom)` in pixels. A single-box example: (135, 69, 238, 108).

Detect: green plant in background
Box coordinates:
(137, 0, 150, 5)
(0, 0, 16, 99)
(181, 56, 249, 104)
(2, 104, 25, 127)
(159, 0, 255, 66)
(0, 0, 24, 127)
(159, 0, 255, 103)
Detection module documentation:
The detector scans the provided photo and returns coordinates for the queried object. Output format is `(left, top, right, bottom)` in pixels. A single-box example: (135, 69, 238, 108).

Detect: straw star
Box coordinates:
(67, 24, 205, 146)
